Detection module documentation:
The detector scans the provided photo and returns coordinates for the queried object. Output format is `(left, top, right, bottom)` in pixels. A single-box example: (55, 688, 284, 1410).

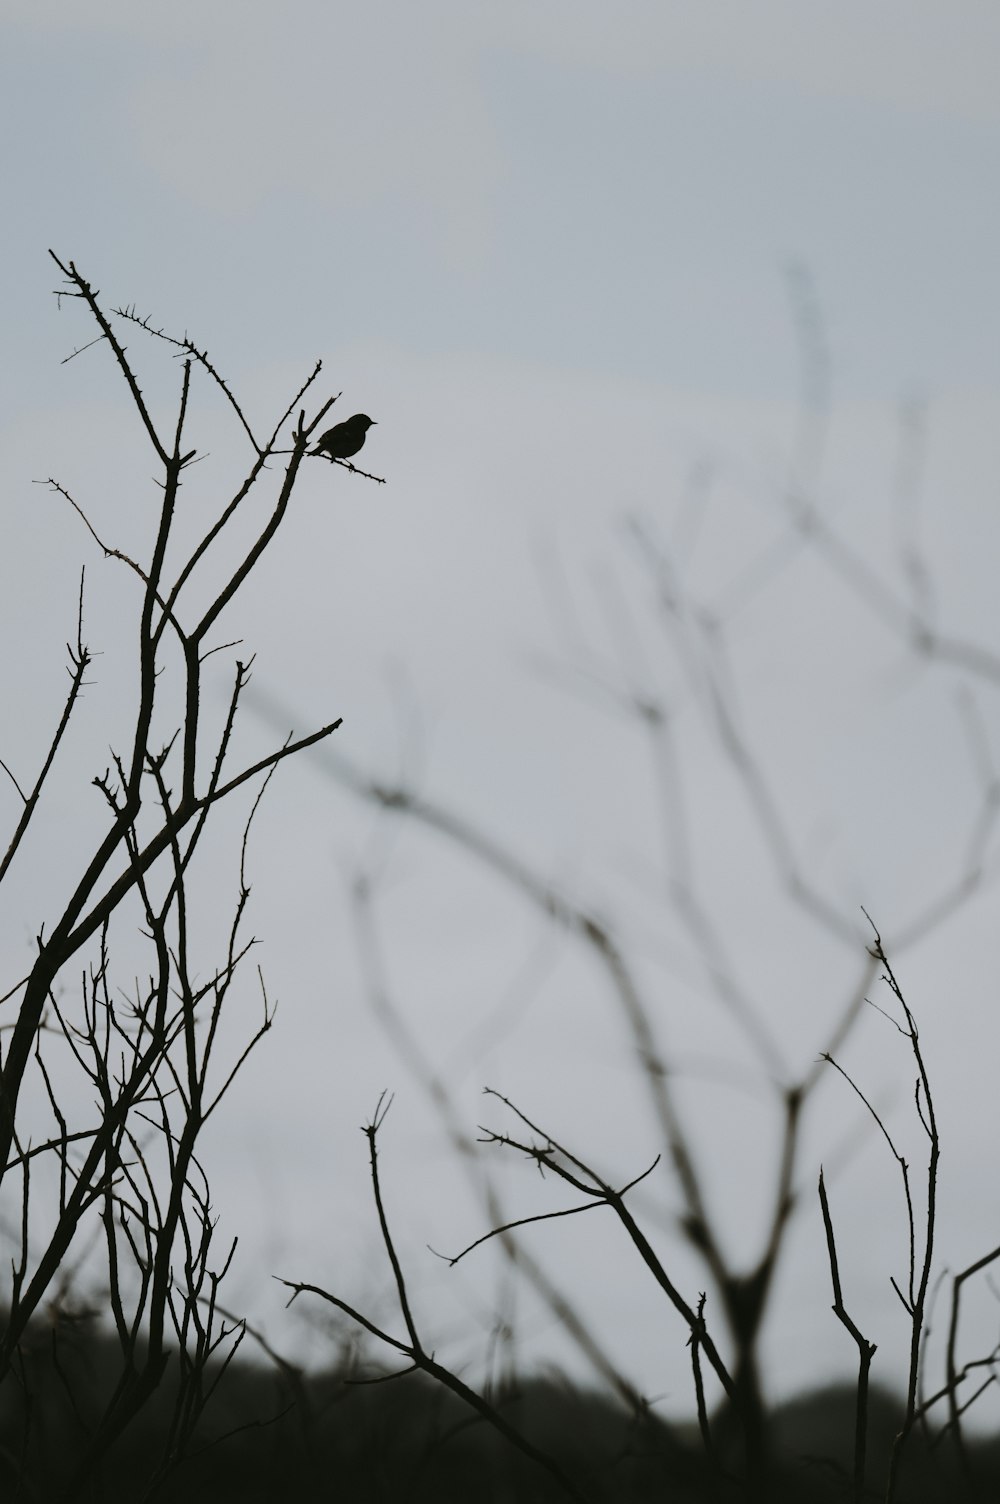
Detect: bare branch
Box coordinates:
(818, 1168, 877, 1503)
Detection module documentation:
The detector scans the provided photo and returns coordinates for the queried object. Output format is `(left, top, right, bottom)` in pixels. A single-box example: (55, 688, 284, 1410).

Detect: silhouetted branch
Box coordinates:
(0, 253, 359, 1497)
(280, 1101, 598, 1504)
(0, 570, 91, 888)
(818, 1167, 877, 1503)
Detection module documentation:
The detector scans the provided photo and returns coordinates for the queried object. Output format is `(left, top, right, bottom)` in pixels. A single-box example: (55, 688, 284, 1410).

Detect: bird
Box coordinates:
(310, 413, 376, 462)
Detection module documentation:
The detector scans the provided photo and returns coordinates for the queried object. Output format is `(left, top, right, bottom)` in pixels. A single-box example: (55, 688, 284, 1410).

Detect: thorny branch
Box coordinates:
(0, 252, 369, 1496)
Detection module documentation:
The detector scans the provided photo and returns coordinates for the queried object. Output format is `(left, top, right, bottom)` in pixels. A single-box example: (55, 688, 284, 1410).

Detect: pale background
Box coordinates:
(2, 1, 999, 1427)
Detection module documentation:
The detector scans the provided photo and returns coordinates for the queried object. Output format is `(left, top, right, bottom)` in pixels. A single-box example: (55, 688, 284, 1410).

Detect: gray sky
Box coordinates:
(3, 1, 1000, 1427)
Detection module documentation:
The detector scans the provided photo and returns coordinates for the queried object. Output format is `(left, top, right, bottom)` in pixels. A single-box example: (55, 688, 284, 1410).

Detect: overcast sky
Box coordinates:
(3, 2, 1000, 1428)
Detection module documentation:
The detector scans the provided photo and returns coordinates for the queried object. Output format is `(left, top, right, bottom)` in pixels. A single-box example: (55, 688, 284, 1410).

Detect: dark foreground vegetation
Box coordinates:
(5, 259, 1000, 1504)
(1, 1315, 998, 1504)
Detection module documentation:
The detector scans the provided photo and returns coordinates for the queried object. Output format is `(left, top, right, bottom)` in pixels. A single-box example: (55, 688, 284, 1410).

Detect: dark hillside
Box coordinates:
(2, 1315, 997, 1502)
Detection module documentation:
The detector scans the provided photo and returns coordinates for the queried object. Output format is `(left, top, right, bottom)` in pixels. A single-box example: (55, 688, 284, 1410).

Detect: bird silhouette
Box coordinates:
(311, 413, 376, 462)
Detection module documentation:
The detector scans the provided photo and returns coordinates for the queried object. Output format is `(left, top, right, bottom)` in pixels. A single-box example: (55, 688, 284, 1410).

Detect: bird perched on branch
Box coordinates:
(311, 413, 376, 462)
